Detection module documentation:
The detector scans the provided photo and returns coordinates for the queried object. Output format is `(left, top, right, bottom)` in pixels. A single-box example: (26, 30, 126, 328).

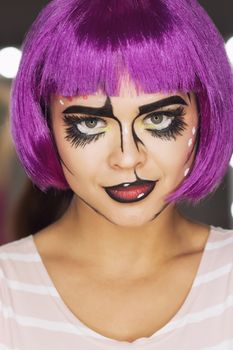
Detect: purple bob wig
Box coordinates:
(11, 0, 233, 203)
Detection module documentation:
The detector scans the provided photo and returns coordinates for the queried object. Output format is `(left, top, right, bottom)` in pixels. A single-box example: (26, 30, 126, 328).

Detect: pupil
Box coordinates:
(86, 119, 97, 128)
(152, 115, 163, 124)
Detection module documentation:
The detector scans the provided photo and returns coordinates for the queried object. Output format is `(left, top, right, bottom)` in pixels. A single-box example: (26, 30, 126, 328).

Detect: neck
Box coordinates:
(55, 196, 191, 278)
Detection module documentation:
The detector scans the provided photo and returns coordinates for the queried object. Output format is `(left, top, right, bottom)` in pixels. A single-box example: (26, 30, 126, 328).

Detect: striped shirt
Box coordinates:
(0, 226, 233, 349)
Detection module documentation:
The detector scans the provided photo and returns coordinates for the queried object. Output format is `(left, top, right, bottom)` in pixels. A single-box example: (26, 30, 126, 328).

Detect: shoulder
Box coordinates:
(202, 225, 233, 282)
(0, 235, 41, 292)
(0, 235, 35, 252)
(0, 235, 57, 345)
(0, 235, 39, 265)
(208, 225, 233, 249)
(206, 225, 233, 256)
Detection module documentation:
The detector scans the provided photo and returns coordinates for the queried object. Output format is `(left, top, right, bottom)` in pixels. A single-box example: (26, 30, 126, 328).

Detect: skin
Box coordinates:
(33, 81, 210, 342)
(51, 86, 198, 228)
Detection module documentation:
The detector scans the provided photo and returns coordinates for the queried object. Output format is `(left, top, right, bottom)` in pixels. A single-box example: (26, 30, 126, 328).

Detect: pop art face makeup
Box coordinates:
(50, 89, 199, 227)
(61, 95, 188, 150)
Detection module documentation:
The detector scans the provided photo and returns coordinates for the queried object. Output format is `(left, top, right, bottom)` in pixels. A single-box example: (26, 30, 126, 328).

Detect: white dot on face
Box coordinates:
(192, 127, 196, 135)
(59, 99, 65, 105)
(188, 138, 193, 147)
(184, 168, 190, 177)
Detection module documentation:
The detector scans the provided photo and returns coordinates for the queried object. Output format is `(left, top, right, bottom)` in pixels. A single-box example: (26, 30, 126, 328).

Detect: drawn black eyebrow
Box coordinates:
(62, 95, 188, 117)
(62, 104, 114, 116)
(138, 95, 188, 116)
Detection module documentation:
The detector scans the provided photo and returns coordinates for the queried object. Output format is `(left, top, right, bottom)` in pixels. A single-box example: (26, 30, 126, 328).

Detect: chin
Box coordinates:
(107, 211, 156, 228)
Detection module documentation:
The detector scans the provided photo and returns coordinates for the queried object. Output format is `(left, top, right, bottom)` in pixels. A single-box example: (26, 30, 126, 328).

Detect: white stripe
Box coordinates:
(0, 343, 19, 350)
(1, 293, 233, 339)
(0, 252, 40, 262)
(202, 339, 233, 349)
(0, 269, 59, 297)
(206, 236, 233, 250)
(0, 301, 103, 338)
(193, 263, 233, 287)
(154, 294, 233, 337)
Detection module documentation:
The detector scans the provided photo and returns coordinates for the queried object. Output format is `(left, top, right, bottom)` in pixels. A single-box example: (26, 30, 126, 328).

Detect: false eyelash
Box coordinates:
(144, 106, 188, 141)
(62, 114, 105, 148)
(148, 116, 188, 141)
(62, 105, 187, 148)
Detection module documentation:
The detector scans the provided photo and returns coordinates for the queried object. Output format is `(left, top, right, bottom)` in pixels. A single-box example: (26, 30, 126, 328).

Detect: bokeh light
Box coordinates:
(225, 37, 233, 65)
(0, 47, 22, 79)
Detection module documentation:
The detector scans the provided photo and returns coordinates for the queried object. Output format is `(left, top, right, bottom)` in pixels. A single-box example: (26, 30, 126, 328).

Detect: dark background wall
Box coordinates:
(0, 1, 233, 47)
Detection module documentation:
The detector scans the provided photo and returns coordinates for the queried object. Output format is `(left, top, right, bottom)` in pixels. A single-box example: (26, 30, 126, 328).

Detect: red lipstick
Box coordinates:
(104, 180, 156, 203)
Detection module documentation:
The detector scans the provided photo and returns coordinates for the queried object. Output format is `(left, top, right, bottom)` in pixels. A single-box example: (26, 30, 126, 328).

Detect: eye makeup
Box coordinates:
(62, 95, 188, 117)
(62, 107, 187, 148)
(184, 168, 190, 177)
(142, 106, 187, 141)
(188, 138, 193, 147)
(62, 115, 106, 148)
(61, 95, 189, 148)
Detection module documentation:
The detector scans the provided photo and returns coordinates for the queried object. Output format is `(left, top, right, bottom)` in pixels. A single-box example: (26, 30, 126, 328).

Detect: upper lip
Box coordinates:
(104, 179, 156, 190)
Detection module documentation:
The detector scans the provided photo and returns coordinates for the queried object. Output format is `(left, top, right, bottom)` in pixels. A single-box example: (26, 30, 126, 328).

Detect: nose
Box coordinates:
(108, 129, 147, 170)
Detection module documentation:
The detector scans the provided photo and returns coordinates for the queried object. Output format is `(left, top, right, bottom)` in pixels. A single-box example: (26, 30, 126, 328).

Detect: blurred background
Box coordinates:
(0, 0, 233, 244)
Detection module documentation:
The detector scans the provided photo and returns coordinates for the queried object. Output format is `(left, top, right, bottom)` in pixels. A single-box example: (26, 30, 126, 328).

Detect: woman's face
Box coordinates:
(50, 86, 199, 227)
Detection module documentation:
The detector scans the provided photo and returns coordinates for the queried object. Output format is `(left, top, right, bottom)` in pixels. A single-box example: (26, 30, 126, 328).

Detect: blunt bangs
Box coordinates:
(11, 0, 233, 203)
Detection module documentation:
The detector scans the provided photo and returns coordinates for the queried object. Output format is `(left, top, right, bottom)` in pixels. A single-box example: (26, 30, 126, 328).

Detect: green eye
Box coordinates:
(142, 106, 188, 141)
(76, 117, 107, 135)
(144, 114, 173, 131)
(150, 115, 163, 125)
(63, 114, 106, 148)
(84, 119, 98, 128)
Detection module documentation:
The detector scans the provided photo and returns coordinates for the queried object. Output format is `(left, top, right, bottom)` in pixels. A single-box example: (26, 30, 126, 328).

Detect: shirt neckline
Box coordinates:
(28, 225, 214, 349)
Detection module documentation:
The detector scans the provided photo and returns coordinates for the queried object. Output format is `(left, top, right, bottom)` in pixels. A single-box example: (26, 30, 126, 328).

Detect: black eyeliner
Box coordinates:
(145, 106, 187, 140)
(62, 96, 188, 148)
(62, 114, 105, 148)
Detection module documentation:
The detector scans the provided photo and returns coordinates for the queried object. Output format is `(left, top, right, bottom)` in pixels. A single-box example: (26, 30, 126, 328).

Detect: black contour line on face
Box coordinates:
(130, 94, 189, 151)
(60, 95, 189, 224)
(78, 190, 168, 225)
(62, 95, 188, 153)
(60, 94, 190, 180)
(132, 117, 145, 152)
(62, 96, 124, 152)
(121, 94, 189, 154)
(77, 194, 125, 225)
(59, 156, 75, 176)
(149, 203, 169, 222)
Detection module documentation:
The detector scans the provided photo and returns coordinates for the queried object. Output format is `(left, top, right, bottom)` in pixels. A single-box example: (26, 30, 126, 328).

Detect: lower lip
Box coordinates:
(105, 182, 156, 203)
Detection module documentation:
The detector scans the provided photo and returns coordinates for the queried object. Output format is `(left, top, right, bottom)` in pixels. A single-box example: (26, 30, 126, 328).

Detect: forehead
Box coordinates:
(53, 73, 192, 108)
(54, 86, 190, 109)
(53, 74, 192, 108)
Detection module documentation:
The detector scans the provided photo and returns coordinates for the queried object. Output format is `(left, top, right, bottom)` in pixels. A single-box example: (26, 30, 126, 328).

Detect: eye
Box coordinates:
(62, 114, 107, 148)
(141, 106, 187, 141)
(144, 114, 173, 131)
(77, 117, 107, 135)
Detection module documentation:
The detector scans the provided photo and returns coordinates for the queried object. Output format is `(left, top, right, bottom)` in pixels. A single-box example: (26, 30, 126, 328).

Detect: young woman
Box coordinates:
(1, 0, 233, 348)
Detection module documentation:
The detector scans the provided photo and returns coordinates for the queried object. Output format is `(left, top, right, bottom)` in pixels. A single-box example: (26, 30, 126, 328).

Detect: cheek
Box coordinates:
(52, 121, 108, 181)
(149, 138, 189, 169)
(146, 125, 198, 180)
